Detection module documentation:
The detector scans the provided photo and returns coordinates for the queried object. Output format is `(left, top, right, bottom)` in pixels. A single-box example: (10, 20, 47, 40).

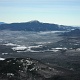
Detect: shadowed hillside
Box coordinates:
(0, 58, 80, 80)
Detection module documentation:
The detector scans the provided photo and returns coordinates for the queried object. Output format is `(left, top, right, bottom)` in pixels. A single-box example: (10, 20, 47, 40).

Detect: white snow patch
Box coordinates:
(0, 58, 5, 60)
(28, 50, 40, 52)
(28, 45, 42, 48)
(7, 73, 14, 76)
(36, 42, 51, 44)
(52, 48, 67, 50)
(3, 43, 20, 46)
(55, 48, 63, 49)
(2, 53, 8, 55)
(39, 31, 64, 35)
(52, 50, 59, 52)
(12, 46, 27, 51)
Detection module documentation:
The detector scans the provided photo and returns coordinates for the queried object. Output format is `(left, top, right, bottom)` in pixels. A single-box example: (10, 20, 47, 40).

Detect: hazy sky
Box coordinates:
(0, 0, 80, 26)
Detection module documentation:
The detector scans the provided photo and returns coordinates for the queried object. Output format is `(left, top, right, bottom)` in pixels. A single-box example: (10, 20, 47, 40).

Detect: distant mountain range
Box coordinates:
(0, 20, 79, 31)
(62, 29, 80, 36)
(0, 22, 6, 25)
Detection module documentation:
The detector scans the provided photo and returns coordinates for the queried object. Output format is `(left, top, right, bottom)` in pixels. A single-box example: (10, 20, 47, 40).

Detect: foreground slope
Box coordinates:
(0, 58, 80, 80)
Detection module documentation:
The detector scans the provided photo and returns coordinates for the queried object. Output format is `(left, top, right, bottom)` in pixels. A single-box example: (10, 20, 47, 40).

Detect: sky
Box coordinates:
(0, 0, 80, 26)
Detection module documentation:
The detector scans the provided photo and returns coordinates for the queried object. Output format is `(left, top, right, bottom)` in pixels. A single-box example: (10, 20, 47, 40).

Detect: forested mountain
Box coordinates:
(0, 20, 78, 31)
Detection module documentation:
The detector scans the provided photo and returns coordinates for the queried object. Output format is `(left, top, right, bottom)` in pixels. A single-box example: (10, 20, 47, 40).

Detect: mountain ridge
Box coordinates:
(0, 20, 79, 31)
(0, 22, 6, 25)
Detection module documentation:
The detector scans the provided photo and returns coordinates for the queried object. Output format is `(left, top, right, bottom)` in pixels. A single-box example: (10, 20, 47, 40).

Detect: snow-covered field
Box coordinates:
(0, 30, 63, 53)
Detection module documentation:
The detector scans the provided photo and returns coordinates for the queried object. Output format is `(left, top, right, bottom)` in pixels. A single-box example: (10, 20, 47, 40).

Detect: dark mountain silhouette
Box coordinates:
(0, 20, 78, 31)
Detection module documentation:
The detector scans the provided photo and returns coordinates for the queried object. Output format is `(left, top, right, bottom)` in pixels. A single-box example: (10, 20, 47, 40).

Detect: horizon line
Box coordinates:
(0, 20, 80, 27)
